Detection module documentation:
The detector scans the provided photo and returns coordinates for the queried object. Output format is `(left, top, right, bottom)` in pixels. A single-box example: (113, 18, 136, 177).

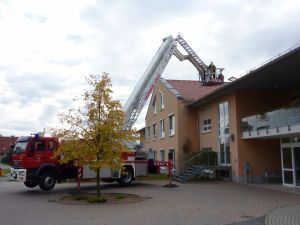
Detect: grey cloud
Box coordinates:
(6, 73, 64, 105)
(25, 13, 47, 23)
(4, 119, 40, 135)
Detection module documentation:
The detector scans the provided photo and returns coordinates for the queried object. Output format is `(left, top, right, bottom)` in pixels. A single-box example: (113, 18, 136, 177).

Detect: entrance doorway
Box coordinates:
(281, 137, 300, 187)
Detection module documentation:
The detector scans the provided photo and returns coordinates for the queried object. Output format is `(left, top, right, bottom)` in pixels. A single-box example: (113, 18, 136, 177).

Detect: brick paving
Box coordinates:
(1, 180, 300, 225)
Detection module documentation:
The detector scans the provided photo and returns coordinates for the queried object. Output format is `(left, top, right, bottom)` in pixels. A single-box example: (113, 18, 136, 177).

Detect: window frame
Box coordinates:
(159, 119, 165, 138)
(152, 96, 157, 114)
(169, 114, 175, 136)
(152, 123, 157, 139)
(202, 118, 212, 133)
(159, 91, 164, 110)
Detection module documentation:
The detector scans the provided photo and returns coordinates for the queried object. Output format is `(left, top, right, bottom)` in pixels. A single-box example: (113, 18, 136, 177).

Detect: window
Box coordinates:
(169, 149, 175, 169)
(48, 141, 56, 151)
(146, 126, 151, 140)
(153, 150, 157, 160)
(203, 119, 212, 133)
(169, 114, 175, 136)
(218, 101, 230, 165)
(159, 119, 165, 138)
(153, 123, 157, 139)
(159, 91, 164, 110)
(160, 150, 165, 161)
(152, 97, 157, 114)
(30, 140, 45, 152)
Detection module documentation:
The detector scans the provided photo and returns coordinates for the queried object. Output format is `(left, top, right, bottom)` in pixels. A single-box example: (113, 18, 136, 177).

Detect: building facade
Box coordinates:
(0, 135, 17, 154)
(144, 78, 225, 168)
(144, 45, 300, 187)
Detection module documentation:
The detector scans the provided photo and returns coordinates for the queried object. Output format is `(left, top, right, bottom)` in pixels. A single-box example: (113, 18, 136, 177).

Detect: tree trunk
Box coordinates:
(96, 168, 100, 198)
(77, 167, 81, 193)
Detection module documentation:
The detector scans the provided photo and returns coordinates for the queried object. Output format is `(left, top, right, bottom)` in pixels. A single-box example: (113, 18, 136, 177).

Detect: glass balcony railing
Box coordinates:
(241, 107, 300, 133)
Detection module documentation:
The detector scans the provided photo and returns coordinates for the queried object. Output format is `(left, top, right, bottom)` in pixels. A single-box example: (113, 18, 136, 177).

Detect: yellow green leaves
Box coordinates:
(52, 72, 137, 172)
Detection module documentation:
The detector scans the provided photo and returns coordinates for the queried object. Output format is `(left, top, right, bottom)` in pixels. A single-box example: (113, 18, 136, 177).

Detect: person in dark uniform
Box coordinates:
(208, 61, 216, 79)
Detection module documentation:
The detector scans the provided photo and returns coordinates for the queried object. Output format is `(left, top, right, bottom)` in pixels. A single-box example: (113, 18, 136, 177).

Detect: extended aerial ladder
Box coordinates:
(123, 34, 224, 130)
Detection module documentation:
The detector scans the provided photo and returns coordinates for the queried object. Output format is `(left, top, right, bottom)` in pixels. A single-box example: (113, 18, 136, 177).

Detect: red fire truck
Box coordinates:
(10, 34, 223, 190)
(11, 135, 148, 191)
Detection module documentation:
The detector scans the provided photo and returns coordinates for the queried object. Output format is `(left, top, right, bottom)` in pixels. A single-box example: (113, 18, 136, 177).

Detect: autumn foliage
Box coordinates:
(52, 73, 137, 197)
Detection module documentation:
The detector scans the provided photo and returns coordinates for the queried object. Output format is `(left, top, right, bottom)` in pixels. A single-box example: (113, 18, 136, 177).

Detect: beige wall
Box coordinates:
(144, 80, 179, 162)
(144, 80, 199, 167)
(197, 94, 239, 175)
(198, 102, 218, 151)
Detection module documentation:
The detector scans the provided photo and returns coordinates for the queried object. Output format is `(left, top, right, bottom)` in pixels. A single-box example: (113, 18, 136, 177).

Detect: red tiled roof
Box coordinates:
(166, 79, 227, 103)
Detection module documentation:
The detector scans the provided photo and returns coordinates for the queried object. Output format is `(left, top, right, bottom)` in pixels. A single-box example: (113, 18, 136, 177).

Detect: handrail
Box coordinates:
(177, 150, 218, 171)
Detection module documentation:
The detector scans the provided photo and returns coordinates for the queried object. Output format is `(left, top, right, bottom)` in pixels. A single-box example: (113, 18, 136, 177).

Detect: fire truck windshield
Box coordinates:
(13, 141, 28, 155)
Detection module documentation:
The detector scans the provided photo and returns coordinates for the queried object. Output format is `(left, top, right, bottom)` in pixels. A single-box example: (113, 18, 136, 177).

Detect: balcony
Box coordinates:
(242, 107, 300, 139)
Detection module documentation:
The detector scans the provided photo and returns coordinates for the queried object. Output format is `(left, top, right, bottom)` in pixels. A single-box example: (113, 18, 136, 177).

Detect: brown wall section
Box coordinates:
(197, 91, 284, 182)
(233, 91, 289, 181)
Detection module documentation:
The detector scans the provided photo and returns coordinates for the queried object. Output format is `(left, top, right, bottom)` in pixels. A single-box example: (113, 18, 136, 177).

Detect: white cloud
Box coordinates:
(0, 0, 300, 136)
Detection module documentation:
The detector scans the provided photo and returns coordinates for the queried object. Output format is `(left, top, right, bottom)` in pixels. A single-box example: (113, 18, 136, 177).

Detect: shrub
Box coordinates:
(1, 150, 12, 164)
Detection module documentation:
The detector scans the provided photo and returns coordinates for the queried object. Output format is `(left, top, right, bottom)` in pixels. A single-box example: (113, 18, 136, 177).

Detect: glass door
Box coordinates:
(282, 147, 294, 186)
(294, 147, 300, 187)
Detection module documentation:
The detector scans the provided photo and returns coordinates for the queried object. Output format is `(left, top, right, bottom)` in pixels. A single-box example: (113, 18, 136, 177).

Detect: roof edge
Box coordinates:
(189, 45, 300, 108)
(159, 77, 183, 100)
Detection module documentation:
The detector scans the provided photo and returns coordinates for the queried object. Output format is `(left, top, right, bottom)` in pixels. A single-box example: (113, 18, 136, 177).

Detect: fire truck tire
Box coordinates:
(24, 181, 38, 188)
(38, 173, 56, 191)
(117, 167, 133, 185)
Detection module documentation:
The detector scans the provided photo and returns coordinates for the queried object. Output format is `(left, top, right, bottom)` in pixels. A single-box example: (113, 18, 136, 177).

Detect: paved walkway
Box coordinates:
(265, 204, 300, 225)
(1, 180, 300, 225)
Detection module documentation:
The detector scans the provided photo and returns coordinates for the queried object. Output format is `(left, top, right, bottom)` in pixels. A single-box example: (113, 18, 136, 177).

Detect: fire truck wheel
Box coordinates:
(39, 173, 56, 191)
(24, 181, 38, 188)
(117, 167, 133, 185)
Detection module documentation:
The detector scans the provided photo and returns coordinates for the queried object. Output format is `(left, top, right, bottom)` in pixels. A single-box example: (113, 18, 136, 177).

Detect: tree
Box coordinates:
(52, 73, 137, 199)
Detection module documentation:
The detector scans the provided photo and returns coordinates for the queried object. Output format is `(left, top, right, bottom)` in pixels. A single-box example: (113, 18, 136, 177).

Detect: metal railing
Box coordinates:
(242, 106, 300, 133)
(177, 150, 219, 171)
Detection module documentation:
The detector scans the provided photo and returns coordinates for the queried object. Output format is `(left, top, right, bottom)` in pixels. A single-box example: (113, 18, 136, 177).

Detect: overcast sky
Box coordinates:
(0, 0, 300, 136)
